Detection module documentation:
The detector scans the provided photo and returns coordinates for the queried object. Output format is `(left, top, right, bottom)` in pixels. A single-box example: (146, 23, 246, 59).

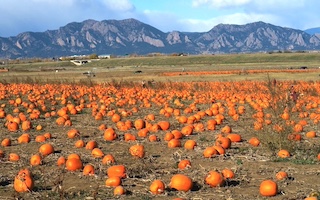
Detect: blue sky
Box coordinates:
(0, 0, 319, 37)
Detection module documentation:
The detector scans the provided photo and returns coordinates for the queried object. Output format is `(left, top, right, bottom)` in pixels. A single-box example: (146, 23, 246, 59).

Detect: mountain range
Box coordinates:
(1, 18, 320, 59)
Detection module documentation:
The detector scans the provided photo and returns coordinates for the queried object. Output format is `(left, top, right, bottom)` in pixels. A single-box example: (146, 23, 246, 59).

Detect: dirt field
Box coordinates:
(0, 55, 319, 200)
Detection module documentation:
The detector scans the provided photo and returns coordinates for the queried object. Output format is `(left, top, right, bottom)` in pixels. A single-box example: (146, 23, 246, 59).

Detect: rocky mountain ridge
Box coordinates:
(1, 18, 320, 59)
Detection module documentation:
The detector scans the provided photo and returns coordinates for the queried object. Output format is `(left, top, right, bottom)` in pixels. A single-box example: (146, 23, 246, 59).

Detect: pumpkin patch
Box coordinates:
(0, 62, 319, 199)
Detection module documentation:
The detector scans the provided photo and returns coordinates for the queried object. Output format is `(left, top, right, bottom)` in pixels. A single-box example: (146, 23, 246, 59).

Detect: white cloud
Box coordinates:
(179, 12, 279, 32)
(192, 0, 252, 8)
(101, 0, 135, 12)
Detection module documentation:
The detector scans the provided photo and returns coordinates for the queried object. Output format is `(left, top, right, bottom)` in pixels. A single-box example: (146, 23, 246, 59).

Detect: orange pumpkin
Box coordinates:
(178, 159, 191, 170)
(102, 154, 115, 165)
(129, 144, 145, 158)
(113, 186, 125, 195)
(39, 143, 54, 156)
(278, 149, 290, 158)
(104, 128, 117, 141)
(134, 119, 145, 130)
(150, 179, 165, 194)
(83, 164, 95, 176)
(14, 169, 34, 192)
(169, 174, 193, 192)
(184, 140, 197, 150)
(57, 156, 66, 167)
(215, 137, 231, 149)
(168, 139, 181, 148)
(205, 171, 224, 187)
(1, 138, 11, 147)
(107, 165, 126, 178)
(91, 148, 104, 158)
(248, 137, 260, 147)
(85, 140, 98, 150)
(157, 121, 170, 130)
(259, 179, 278, 197)
(67, 129, 80, 139)
(221, 169, 235, 179)
(30, 154, 42, 166)
(66, 158, 83, 171)
(106, 176, 122, 187)
(275, 171, 288, 180)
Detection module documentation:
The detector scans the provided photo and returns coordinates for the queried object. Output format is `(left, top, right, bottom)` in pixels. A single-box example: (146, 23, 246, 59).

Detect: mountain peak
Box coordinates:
(1, 18, 320, 59)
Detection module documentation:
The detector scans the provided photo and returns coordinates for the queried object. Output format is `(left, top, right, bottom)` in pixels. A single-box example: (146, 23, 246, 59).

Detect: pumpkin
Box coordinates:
(102, 154, 115, 165)
(85, 140, 97, 150)
(74, 139, 85, 148)
(212, 145, 225, 155)
(275, 171, 288, 180)
(278, 149, 290, 158)
(104, 128, 117, 141)
(111, 113, 121, 123)
(65, 158, 83, 171)
(226, 133, 242, 142)
(83, 164, 95, 176)
(7, 121, 19, 132)
(178, 159, 191, 170)
(30, 154, 42, 166)
(184, 140, 197, 150)
(67, 129, 80, 138)
(248, 137, 260, 147)
(39, 143, 54, 156)
(57, 156, 66, 167)
(150, 180, 165, 194)
(169, 174, 193, 192)
(205, 171, 224, 187)
(106, 176, 121, 187)
(91, 148, 104, 158)
(14, 169, 34, 192)
(221, 169, 234, 179)
(134, 119, 145, 130)
(129, 144, 145, 158)
(306, 131, 316, 138)
(148, 134, 158, 142)
(157, 121, 170, 130)
(215, 137, 231, 149)
(168, 139, 181, 148)
(35, 135, 46, 143)
(21, 120, 32, 131)
(203, 147, 218, 158)
(107, 165, 126, 178)
(113, 186, 125, 195)
(259, 179, 278, 197)
(18, 134, 30, 144)
(1, 138, 11, 147)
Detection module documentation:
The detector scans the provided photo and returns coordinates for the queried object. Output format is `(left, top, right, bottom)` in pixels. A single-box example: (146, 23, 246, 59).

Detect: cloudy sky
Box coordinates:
(0, 0, 319, 37)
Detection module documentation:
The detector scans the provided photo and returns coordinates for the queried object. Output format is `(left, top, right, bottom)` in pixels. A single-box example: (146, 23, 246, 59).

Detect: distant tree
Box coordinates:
(89, 54, 98, 59)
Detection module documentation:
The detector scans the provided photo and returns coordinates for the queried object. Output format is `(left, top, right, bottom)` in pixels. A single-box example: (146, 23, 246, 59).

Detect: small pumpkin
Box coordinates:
(278, 149, 290, 158)
(129, 144, 145, 158)
(150, 179, 165, 194)
(205, 171, 224, 187)
(30, 154, 42, 166)
(259, 179, 278, 197)
(65, 158, 83, 171)
(102, 154, 115, 165)
(39, 143, 54, 156)
(248, 137, 260, 147)
(178, 159, 191, 170)
(275, 171, 288, 180)
(169, 174, 193, 192)
(106, 176, 121, 187)
(107, 165, 126, 178)
(14, 169, 34, 192)
(83, 164, 95, 176)
(113, 185, 125, 195)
